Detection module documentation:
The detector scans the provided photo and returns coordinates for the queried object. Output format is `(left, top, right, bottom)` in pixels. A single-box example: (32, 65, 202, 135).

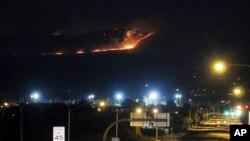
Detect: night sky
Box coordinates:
(1, 0, 250, 100)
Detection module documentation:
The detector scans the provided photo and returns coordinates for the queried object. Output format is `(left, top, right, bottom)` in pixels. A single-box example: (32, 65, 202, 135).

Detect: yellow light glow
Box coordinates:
(233, 87, 244, 97)
(234, 89, 241, 95)
(153, 108, 158, 114)
(3, 102, 9, 107)
(213, 61, 227, 74)
(236, 105, 241, 110)
(136, 108, 142, 114)
(99, 101, 105, 107)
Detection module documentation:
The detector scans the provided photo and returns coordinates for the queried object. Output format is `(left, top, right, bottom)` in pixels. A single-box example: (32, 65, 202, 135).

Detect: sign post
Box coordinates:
(153, 113, 170, 141)
(249, 111, 250, 125)
(53, 126, 65, 141)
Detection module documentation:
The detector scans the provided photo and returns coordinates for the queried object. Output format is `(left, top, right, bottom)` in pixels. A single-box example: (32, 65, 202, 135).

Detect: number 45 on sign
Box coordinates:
(53, 127, 65, 141)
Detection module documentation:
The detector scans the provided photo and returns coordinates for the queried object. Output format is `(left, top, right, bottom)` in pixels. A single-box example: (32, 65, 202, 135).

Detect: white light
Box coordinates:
(31, 92, 40, 100)
(115, 93, 123, 100)
(175, 94, 182, 99)
(236, 105, 242, 110)
(33, 93, 39, 99)
(30, 91, 40, 102)
(149, 91, 158, 100)
(88, 94, 95, 99)
(236, 110, 242, 117)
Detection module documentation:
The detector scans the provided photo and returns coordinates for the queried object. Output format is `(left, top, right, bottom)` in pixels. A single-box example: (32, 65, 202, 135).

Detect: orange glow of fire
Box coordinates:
(55, 52, 63, 55)
(92, 29, 154, 52)
(76, 50, 85, 54)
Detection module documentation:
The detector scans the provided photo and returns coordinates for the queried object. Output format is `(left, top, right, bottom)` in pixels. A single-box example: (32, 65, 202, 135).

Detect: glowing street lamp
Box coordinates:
(232, 87, 244, 97)
(213, 61, 227, 74)
(149, 91, 158, 100)
(114, 92, 123, 140)
(234, 88, 241, 95)
(136, 108, 142, 114)
(88, 94, 95, 102)
(148, 90, 159, 106)
(235, 105, 242, 117)
(115, 93, 123, 101)
(115, 92, 124, 106)
(99, 101, 106, 107)
(3, 102, 9, 107)
(152, 108, 158, 114)
(175, 94, 182, 106)
(175, 94, 182, 99)
(30, 92, 40, 103)
(212, 60, 250, 74)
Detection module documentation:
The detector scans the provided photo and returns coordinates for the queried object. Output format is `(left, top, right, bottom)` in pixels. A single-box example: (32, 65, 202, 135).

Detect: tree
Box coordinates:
(166, 99, 176, 112)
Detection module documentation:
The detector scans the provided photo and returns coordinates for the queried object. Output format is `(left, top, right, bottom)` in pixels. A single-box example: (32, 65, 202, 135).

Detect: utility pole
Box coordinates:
(20, 97, 23, 141)
(68, 105, 71, 141)
(115, 109, 118, 140)
(189, 110, 191, 128)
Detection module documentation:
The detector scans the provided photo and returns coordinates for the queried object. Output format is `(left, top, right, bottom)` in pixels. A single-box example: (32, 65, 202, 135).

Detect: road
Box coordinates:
(161, 114, 241, 141)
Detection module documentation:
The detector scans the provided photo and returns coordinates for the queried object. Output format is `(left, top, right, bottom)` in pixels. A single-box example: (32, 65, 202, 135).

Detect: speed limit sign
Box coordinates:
(53, 127, 65, 141)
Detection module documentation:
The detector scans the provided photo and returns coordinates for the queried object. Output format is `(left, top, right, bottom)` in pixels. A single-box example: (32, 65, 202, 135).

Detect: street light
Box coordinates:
(99, 101, 106, 107)
(88, 94, 95, 100)
(233, 87, 244, 97)
(234, 89, 241, 95)
(153, 108, 158, 114)
(175, 94, 182, 106)
(213, 61, 227, 74)
(149, 90, 159, 106)
(115, 93, 123, 100)
(88, 94, 95, 104)
(235, 105, 242, 117)
(212, 60, 250, 74)
(3, 102, 9, 107)
(115, 92, 123, 106)
(30, 92, 40, 103)
(114, 92, 123, 141)
(136, 107, 142, 114)
(149, 91, 158, 100)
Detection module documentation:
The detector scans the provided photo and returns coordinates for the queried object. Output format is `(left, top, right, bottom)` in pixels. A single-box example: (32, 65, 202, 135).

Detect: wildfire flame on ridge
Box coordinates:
(92, 29, 154, 52)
